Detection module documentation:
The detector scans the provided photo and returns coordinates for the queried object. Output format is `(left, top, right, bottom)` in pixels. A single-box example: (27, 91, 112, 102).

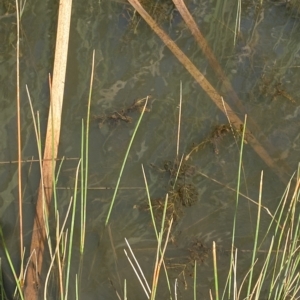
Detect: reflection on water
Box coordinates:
(0, 0, 299, 298)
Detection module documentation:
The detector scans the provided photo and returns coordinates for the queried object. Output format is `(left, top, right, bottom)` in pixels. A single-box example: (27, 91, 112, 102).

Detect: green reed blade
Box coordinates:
(142, 164, 158, 239)
(64, 159, 81, 300)
(228, 115, 247, 299)
(105, 96, 149, 226)
(81, 50, 95, 253)
(0, 227, 24, 300)
(246, 171, 263, 297)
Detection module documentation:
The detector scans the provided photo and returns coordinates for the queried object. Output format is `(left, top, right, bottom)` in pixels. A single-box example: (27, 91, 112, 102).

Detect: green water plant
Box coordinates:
(105, 96, 149, 226)
(0, 227, 24, 300)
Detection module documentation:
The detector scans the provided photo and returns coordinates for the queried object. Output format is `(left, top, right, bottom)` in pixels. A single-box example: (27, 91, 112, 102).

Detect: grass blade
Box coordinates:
(213, 241, 219, 300)
(228, 115, 247, 298)
(64, 159, 81, 300)
(105, 96, 149, 225)
(246, 171, 263, 297)
(0, 227, 24, 300)
(81, 50, 95, 253)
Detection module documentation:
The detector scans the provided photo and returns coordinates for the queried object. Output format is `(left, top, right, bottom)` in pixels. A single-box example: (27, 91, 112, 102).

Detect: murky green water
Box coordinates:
(0, 0, 300, 298)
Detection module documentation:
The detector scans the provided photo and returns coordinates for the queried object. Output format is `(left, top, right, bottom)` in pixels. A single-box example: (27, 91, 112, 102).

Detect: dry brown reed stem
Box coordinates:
(128, 0, 289, 183)
(24, 0, 73, 298)
(15, 0, 24, 283)
(172, 0, 269, 138)
(172, 0, 240, 103)
(151, 218, 173, 299)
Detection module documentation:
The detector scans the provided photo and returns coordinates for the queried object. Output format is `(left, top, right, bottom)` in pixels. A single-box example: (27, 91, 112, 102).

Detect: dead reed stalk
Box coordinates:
(128, 0, 289, 183)
(24, 0, 73, 298)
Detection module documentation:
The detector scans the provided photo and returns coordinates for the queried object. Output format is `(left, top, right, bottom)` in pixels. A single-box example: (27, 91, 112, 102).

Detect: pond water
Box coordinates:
(0, 0, 300, 299)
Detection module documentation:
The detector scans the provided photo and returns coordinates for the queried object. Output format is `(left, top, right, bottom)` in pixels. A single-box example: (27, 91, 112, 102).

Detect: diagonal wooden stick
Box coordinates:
(172, 0, 245, 109)
(172, 0, 277, 145)
(24, 0, 73, 298)
(128, 0, 290, 183)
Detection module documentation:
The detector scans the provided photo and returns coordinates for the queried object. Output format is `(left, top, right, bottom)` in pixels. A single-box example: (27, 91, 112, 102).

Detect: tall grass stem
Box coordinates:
(15, 0, 24, 282)
(81, 50, 95, 252)
(212, 241, 219, 300)
(64, 159, 81, 300)
(105, 96, 149, 225)
(176, 81, 182, 158)
(0, 227, 24, 300)
(229, 114, 247, 298)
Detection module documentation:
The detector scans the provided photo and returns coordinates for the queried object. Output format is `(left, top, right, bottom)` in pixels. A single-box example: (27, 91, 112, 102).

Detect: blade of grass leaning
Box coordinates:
(124, 249, 150, 299)
(233, 248, 237, 300)
(44, 197, 73, 300)
(235, 258, 257, 299)
(246, 171, 263, 297)
(64, 159, 81, 300)
(0, 259, 8, 300)
(234, 0, 241, 46)
(221, 96, 249, 212)
(176, 81, 182, 159)
(276, 187, 300, 298)
(268, 172, 300, 299)
(269, 180, 298, 298)
(26, 85, 44, 188)
(142, 164, 158, 238)
(105, 96, 149, 225)
(197, 168, 275, 219)
(125, 238, 151, 295)
(53, 156, 65, 213)
(258, 173, 293, 250)
(228, 114, 247, 299)
(0, 227, 24, 300)
(151, 224, 164, 299)
(151, 214, 173, 300)
(274, 229, 291, 298)
(172, 154, 184, 189)
(142, 166, 173, 297)
(55, 212, 64, 298)
(128, 0, 289, 183)
(81, 50, 95, 252)
(125, 238, 151, 294)
(252, 237, 274, 299)
(150, 194, 170, 299)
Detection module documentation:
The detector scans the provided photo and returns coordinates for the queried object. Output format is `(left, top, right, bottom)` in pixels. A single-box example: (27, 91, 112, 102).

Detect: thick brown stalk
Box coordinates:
(128, 0, 289, 183)
(24, 0, 72, 298)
